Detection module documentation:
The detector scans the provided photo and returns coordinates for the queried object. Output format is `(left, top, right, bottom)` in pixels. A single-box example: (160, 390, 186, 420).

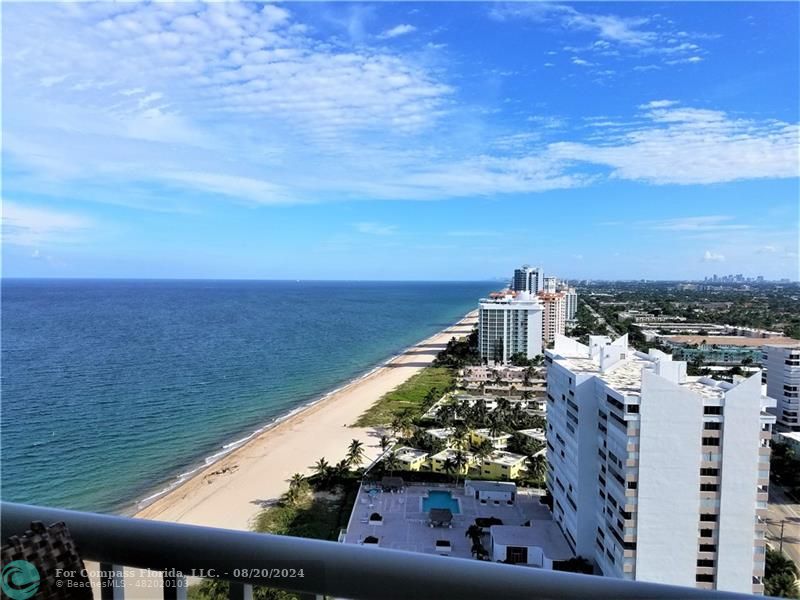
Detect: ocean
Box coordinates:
(0, 279, 493, 514)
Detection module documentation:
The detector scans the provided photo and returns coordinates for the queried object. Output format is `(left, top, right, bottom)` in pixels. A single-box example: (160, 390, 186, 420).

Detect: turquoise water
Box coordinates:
(422, 490, 460, 514)
(1, 279, 493, 513)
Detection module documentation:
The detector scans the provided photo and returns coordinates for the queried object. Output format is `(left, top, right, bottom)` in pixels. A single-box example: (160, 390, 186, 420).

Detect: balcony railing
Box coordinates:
(1, 502, 756, 600)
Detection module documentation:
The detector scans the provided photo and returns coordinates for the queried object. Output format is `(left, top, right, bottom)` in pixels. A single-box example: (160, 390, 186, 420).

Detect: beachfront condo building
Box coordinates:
(512, 265, 544, 293)
(544, 334, 774, 594)
(478, 291, 544, 363)
(538, 292, 567, 345)
(762, 344, 800, 431)
(543, 276, 558, 293)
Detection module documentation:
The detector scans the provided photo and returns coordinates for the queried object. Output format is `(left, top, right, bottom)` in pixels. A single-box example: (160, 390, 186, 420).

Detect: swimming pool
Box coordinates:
(422, 490, 461, 514)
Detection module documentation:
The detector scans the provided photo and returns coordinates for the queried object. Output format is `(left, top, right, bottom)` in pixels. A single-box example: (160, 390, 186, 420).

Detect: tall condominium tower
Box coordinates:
(563, 287, 578, 321)
(478, 290, 544, 363)
(543, 276, 558, 293)
(512, 265, 543, 293)
(538, 291, 567, 345)
(762, 344, 800, 431)
(545, 334, 774, 594)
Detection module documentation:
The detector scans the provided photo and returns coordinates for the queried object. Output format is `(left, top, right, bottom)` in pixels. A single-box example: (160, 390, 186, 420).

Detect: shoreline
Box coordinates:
(134, 311, 477, 531)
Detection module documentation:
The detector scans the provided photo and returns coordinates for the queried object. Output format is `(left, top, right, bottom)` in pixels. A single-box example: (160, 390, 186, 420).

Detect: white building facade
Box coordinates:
(562, 287, 578, 321)
(545, 334, 773, 594)
(512, 265, 543, 294)
(763, 344, 800, 431)
(478, 291, 543, 363)
(543, 276, 558, 293)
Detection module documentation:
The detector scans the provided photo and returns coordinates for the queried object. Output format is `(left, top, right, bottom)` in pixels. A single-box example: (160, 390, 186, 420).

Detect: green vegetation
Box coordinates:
(190, 459, 361, 600)
(432, 328, 481, 368)
(771, 442, 800, 499)
(354, 366, 454, 427)
(765, 548, 800, 598)
(577, 281, 800, 340)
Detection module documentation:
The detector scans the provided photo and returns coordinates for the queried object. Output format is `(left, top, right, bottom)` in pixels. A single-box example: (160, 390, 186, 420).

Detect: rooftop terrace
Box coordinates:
(342, 482, 558, 561)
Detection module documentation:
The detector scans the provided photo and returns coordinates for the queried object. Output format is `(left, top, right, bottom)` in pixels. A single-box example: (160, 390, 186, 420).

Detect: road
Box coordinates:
(766, 483, 800, 568)
(583, 300, 620, 338)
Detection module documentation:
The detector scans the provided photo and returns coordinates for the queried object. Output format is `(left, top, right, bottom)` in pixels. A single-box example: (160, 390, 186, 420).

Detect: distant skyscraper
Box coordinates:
(543, 276, 558, 293)
(478, 290, 543, 363)
(545, 334, 774, 594)
(512, 265, 543, 293)
(763, 344, 800, 431)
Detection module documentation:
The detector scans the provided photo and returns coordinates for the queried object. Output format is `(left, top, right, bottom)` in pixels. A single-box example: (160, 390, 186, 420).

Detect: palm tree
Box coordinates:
(383, 452, 400, 476)
(766, 548, 800, 598)
(391, 413, 415, 438)
(333, 458, 350, 477)
(442, 457, 458, 482)
(346, 439, 366, 468)
(453, 450, 469, 485)
(474, 439, 494, 463)
(312, 457, 330, 482)
(488, 416, 505, 440)
(465, 524, 483, 543)
(526, 454, 547, 483)
(378, 435, 392, 454)
(285, 472, 306, 506)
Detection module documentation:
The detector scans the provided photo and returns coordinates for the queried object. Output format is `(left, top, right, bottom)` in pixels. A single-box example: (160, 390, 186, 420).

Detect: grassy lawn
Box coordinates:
(354, 366, 454, 427)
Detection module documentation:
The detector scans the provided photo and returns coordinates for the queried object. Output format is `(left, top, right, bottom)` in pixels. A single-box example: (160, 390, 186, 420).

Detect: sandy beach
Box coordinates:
(135, 312, 477, 532)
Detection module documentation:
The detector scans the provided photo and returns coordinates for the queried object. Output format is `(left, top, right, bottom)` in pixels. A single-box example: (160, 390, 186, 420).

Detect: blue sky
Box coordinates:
(2, 2, 798, 280)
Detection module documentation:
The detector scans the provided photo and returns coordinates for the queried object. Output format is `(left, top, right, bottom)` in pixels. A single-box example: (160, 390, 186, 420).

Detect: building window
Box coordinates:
(696, 574, 715, 583)
(699, 544, 717, 553)
(627, 481, 638, 490)
(700, 529, 714, 538)
(699, 513, 718, 522)
(703, 406, 723, 416)
(700, 483, 719, 492)
(702, 437, 720, 447)
(700, 468, 720, 477)
(703, 422, 722, 431)
(697, 559, 715, 568)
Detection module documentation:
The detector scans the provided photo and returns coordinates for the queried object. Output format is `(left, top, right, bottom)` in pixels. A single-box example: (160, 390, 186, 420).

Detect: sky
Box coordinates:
(2, 1, 798, 281)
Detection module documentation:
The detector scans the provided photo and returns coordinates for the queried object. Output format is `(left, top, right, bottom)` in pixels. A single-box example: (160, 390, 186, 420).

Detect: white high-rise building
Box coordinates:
(561, 287, 578, 321)
(512, 265, 543, 293)
(543, 276, 558, 293)
(545, 334, 774, 594)
(762, 344, 800, 431)
(538, 292, 566, 345)
(478, 291, 543, 363)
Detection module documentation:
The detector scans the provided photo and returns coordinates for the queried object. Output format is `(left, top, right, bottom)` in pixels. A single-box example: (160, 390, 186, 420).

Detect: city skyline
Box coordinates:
(2, 2, 798, 281)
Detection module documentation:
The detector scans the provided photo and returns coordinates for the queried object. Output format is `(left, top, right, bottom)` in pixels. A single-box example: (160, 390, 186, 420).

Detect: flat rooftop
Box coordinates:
(551, 339, 730, 400)
(343, 483, 561, 560)
(394, 447, 428, 461)
(487, 451, 527, 466)
(490, 523, 573, 561)
(666, 335, 800, 347)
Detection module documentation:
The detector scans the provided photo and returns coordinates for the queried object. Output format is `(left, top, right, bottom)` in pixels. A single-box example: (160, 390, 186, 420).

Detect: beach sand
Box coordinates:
(135, 312, 477, 532)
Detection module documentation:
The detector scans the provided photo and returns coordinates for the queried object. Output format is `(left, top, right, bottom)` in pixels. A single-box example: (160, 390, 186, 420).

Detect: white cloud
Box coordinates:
(639, 99, 678, 109)
(646, 216, 749, 232)
(2, 201, 93, 246)
(379, 24, 416, 39)
(491, 3, 655, 46)
(355, 222, 397, 235)
(702, 250, 726, 262)
(572, 57, 593, 67)
(548, 103, 799, 185)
